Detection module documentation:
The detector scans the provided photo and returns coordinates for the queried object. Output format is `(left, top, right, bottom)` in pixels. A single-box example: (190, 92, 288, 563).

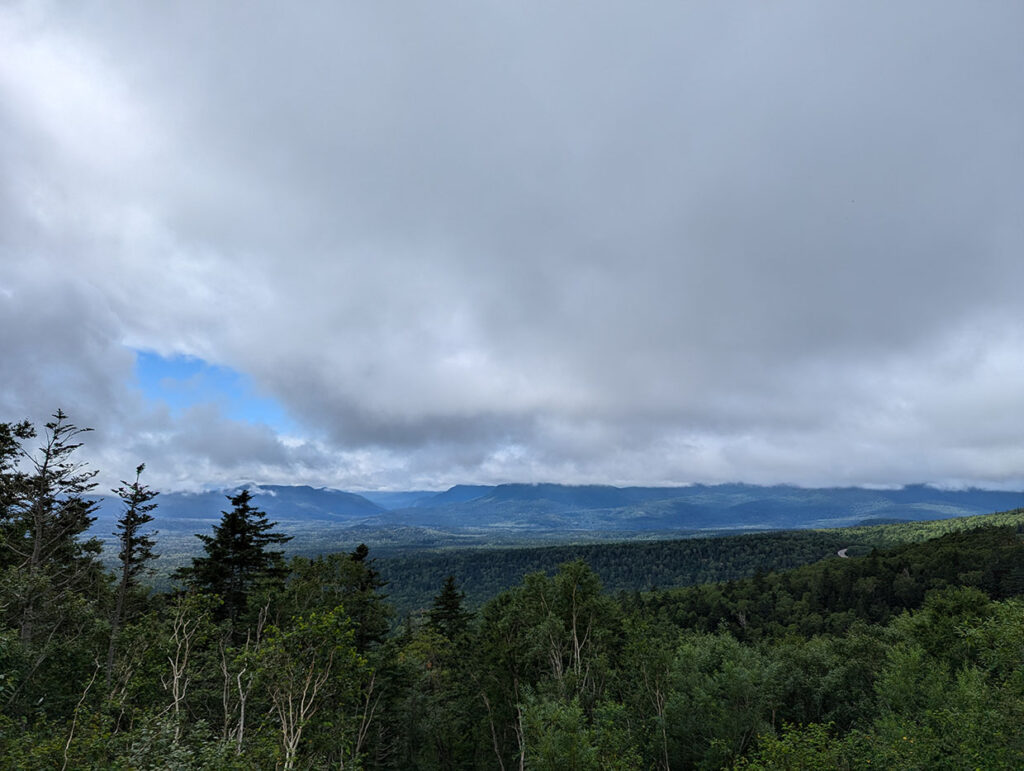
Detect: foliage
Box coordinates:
(248, 607, 366, 769)
(427, 575, 473, 642)
(378, 529, 858, 614)
(107, 463, 159, 687)
(639, 525, 1024, 642)
(7, 410, 1024, 768)
(174, 490, 291, 631)
(111, 464, 159, 600)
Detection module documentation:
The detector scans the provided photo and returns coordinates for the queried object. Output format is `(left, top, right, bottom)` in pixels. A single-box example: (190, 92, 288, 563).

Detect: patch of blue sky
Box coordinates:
(133, 349, 296, 433)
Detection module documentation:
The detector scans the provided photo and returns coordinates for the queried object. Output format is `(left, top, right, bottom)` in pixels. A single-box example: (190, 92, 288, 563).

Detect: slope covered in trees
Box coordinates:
(639, 524, 1024, 641)
(4, 412, 1024, 768)
(377, 530, 854, 614)
(375, 508, 1024, 614)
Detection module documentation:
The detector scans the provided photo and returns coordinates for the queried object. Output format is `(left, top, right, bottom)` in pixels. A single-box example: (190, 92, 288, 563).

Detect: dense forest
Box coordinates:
(375, 531, 855, 614)
(4, 412, 1024, 768)
(375, 508, 1024, 614)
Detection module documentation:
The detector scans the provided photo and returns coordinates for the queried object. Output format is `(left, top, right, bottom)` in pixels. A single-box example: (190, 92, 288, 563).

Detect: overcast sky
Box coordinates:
(2, 1, 1023, 492)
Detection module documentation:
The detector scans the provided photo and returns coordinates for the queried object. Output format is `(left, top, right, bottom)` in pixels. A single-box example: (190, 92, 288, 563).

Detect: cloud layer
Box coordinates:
(2, 1, 1023, 491)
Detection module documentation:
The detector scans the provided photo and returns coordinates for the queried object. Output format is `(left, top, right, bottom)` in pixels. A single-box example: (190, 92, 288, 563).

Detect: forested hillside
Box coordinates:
(4, 414, 1024, 768)
(378, 530, 854, 613)
(376, 508, 1024, 615)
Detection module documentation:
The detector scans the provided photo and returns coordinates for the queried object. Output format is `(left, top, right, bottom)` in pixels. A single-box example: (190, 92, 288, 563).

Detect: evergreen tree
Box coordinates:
(174, 489, 291, 630)
(107, 463, 159, 686)
(0, 419, 34, 567)
(347, 543, 390, 652)
(427, 574, 473, 642)
(9, 410, 103, 646)
(0, 411, 109, 720)
(396, 574, 478, 768)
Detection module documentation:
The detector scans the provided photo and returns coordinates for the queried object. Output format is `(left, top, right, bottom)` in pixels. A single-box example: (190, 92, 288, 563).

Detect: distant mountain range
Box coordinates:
(91, 482, 1024, 537)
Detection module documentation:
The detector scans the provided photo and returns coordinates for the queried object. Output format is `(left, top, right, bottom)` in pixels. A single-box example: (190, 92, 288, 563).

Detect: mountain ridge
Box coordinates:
(90, 481, 1024, 536)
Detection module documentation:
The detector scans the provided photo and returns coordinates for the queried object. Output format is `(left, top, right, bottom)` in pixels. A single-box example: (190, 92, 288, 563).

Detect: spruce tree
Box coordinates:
(175, 489, 291, 629)
(347, 543, 390, 652)
(427, 574, 473, 642)
(0, 411, 108, 718)
(10, 410, 103, 646)
(107, 463, 159, 685)
(0, 419, 34, 567)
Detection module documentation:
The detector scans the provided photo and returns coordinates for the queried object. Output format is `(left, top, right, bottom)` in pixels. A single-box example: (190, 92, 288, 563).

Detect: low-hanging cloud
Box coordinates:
(2, 1, 1023, 491)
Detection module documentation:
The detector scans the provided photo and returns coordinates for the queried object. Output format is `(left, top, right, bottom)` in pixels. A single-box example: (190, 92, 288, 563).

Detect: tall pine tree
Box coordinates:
(107, 463, 159, 685)
(347, 543, 390, 652)
(0, 419, 34, 568)
(427, 574, 473, 642)
(10, 410, 103, 647)
(175, 489, 291, 630)
(0, 411, 108, 719)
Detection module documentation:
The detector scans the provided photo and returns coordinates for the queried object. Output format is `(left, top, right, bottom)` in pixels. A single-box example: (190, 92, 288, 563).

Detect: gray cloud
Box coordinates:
(1, 1, 1023, 491)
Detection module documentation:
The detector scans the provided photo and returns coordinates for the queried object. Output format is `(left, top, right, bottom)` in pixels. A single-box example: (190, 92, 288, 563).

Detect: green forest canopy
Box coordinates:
(4, 413, 1024, 768)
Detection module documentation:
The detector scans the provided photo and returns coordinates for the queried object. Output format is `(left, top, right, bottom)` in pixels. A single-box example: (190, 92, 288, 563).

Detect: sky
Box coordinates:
(1, 1, 1023, 493)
